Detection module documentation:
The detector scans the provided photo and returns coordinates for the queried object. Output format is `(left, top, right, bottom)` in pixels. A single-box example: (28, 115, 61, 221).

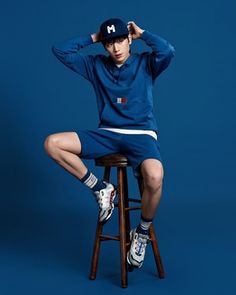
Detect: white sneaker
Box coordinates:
(94, 181, 117, 223)
(127, 228, 150, 268)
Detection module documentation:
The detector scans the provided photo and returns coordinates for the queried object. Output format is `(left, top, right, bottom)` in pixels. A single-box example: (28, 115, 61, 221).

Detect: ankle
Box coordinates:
(79, 169, 106, 192)
(136, 215, 153, 236)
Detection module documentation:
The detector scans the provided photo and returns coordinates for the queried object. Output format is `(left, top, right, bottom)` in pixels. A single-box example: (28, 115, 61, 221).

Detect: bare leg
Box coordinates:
(44, 132, 88, 179)
(140, 159, 164, 219)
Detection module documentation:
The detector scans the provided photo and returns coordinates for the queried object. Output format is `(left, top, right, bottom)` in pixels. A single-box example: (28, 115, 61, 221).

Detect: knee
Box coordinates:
(143, 171, 163, 192)
(44, 134, 60, 156)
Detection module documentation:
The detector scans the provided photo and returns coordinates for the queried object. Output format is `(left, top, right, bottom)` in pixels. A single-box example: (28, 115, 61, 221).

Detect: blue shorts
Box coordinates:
(75, 129, 162, 178)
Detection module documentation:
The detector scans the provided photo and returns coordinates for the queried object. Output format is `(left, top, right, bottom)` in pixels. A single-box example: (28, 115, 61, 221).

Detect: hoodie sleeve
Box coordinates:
(140, 30, 175, 80)
(51, 34, 95, 82)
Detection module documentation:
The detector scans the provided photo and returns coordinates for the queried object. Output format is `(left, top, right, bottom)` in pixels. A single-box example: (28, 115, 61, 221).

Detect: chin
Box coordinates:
(113, 58, 123, 64)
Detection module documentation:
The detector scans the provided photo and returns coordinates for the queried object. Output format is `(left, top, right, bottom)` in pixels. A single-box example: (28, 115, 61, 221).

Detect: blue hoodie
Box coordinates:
(52, 30, 175, 132)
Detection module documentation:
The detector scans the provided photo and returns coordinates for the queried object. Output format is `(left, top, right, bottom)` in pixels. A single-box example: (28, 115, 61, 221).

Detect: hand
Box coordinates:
(127, 21, 145, 40)
(91, 31, 102, 43)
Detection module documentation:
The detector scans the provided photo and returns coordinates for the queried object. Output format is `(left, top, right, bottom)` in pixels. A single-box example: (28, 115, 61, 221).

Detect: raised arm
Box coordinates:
(128, 21, 175, 79)
(52, 32, 101, 81)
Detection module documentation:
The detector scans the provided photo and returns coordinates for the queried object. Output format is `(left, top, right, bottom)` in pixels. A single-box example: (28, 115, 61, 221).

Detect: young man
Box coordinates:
(44, 18, 175, 268)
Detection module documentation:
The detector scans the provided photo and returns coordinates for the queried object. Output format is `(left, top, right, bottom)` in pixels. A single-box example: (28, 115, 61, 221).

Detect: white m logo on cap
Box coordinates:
(107, 25, 116, 34)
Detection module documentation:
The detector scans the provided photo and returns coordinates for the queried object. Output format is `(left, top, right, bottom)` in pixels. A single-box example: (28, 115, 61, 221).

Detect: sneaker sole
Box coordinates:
(127, 251, 142, 268)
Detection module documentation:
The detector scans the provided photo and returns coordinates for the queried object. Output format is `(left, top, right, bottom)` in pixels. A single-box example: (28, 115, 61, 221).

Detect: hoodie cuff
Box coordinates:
(140, 30, 152, 41)
(84, 34, 94, 46)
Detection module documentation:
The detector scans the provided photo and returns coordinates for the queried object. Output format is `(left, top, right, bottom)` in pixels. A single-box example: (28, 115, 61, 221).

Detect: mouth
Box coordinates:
(115, 54, 122, 58)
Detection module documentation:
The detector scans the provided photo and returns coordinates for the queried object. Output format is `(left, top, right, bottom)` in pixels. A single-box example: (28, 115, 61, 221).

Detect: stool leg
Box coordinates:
(123, 168, 131, 245)
(103, 166, 111, 183)
(137, 176, 165, 278)
(149, 224, 165, 278)
(118, 167, 128, 288)
(89, 220, 103, 280)
(89, 167, 111, 280)
(123, 168, 134, 273)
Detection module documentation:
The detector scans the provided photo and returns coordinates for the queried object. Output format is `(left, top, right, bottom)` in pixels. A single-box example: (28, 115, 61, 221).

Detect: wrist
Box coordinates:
(138, 29, 145, 38)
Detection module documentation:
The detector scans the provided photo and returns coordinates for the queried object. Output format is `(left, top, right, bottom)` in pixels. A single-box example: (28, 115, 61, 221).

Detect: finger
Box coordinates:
(128, 23, 135, 30)
(127, 24, 133, 31)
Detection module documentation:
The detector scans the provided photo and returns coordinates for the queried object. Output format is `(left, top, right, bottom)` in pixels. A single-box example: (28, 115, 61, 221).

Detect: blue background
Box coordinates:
(0, 0, 235, 293)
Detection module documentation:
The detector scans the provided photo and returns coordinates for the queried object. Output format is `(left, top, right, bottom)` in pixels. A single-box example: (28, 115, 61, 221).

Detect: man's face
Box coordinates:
(104, 35, 132, 65)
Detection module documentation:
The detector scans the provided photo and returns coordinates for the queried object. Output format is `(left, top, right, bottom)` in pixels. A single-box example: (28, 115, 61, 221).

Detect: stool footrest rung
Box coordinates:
(100, 235, 131, 247)
(114, 198, 141, 208)
(125, 206, 142, 211)
(114, 203, 141, 211)
(100, 235, 120, 241)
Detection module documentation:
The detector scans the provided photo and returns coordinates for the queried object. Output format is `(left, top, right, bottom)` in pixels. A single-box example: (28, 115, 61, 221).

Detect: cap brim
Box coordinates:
(102, 33, 129, 43)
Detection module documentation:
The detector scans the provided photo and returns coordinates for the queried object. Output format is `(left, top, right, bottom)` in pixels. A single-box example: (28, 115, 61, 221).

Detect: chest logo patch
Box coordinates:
(116, 97, 127, 104)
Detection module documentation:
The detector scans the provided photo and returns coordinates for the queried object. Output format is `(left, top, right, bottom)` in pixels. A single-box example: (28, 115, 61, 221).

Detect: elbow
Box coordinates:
(168, 44, 175, 58)
(160, 47, 175, 63)
(161, 45, 175, 68)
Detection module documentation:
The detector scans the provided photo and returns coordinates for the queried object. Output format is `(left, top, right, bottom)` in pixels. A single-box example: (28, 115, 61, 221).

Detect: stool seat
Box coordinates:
(89, 153, 165, 288)
(95, 153, 131, 167)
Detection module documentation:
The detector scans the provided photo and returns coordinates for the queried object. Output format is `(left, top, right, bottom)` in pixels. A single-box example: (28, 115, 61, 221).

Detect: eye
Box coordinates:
(117, 37, 125, 43)
(106, 42, 113, 47)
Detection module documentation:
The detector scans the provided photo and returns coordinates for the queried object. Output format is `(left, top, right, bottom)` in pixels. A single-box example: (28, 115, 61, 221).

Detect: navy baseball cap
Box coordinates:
(100, 18, 129, 43)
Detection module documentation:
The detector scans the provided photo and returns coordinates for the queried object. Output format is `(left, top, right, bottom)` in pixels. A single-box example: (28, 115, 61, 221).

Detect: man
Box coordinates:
(44, 18, 175, 268)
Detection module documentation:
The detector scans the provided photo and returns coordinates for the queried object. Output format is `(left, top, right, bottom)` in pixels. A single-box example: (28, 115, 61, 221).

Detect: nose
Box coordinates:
(113, 42, 119, 52)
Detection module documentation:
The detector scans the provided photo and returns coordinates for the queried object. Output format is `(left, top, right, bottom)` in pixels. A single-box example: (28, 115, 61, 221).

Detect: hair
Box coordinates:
(102, 34, 130, 47)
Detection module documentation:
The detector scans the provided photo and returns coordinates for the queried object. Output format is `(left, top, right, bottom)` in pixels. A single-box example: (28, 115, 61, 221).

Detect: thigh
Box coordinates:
(121, 134, 163, 178)
(75, 129, 121, 159)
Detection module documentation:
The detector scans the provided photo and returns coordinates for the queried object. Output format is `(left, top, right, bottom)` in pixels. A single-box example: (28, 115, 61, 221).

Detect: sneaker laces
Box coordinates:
(134, 233, 149, 256)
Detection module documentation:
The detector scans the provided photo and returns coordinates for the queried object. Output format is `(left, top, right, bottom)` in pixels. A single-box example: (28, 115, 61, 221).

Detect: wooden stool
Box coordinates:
(89, 153, 165, 288)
